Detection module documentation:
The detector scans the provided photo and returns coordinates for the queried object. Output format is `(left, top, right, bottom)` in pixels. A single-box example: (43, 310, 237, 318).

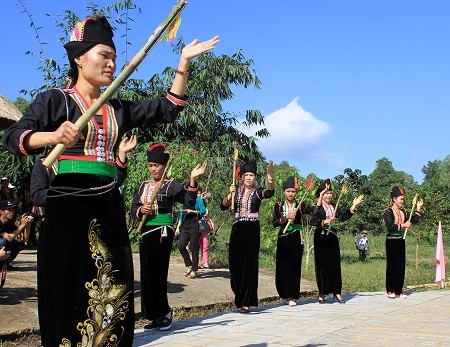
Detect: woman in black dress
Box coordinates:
(272, 176, 314, 306)
(220, 160, 274, 313)
(310, 179, 364, 304)
(384, 186, 423, 299)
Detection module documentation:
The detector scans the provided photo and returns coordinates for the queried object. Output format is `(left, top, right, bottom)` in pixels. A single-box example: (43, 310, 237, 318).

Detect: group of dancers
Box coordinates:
(2, 13, 425, 347)
(225, 164, 423, 313)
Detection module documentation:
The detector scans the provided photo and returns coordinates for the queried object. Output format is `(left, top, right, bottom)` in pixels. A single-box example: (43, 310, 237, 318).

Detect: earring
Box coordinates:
(77, 64, 82, 68)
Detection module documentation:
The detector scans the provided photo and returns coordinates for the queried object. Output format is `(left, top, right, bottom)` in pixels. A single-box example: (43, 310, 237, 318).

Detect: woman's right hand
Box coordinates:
(320, 183, 330, 196)
(403, 221, 412, 228)
(287, 210, 297, 220)
(180, 36, 220, 63)
(52, 121, 83, 147)
(327, 217, 336, 225)
(0, 247, 11, 261)
(229, 184, 235, 194)
(140, 203, 154, 215)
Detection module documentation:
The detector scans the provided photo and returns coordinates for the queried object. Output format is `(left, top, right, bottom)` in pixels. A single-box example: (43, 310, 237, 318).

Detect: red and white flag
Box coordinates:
(435, 221, 446, 288)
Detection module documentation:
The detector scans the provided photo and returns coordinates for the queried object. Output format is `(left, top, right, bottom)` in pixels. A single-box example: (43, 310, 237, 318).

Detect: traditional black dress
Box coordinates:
(221, 185, 274, 308)
(131, 179, 196, 321)
(3, 87, 186, 347)
(383, 207, 421, 294)
(272, 201, 313, 300)
(310, 204, 354, 296)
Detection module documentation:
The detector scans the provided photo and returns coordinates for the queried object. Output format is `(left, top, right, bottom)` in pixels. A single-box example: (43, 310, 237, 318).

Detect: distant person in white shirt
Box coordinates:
(355, 230, 369, 261)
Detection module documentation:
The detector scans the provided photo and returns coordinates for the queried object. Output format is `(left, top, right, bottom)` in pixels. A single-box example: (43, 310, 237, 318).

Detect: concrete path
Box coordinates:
(0, 249, 315, 338)
(3, 250, 449, 346)
(133, 290, 450, 346)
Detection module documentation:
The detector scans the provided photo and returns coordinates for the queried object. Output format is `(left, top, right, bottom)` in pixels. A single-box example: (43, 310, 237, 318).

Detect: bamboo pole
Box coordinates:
(327, 184, 347, 235)
(231, 144, 238, 210)
(403, 193, 418, 240)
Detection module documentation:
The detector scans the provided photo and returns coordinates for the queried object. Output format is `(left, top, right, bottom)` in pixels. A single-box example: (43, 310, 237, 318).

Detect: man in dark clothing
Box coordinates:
(0, 200, 34, 269)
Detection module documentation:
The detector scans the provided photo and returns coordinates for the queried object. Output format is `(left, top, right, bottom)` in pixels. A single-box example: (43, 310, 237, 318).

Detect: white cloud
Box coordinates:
(241, 98, 334, 167)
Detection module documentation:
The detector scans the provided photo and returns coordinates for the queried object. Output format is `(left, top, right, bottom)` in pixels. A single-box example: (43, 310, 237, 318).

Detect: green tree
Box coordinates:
(356, 157, 418, 235)
(333, 168, 368, 234)
(420, 156, 450, 241)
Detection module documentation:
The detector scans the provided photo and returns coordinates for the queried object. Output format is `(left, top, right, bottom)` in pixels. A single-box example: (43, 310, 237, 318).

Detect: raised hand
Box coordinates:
(267, 161, 274, 181)
(416, 198, 424, 210)
(181, 36, 220, 62)
(352, 195, 364, 208)
(190, 162, 208, 179)
(119, 135, 137, 154)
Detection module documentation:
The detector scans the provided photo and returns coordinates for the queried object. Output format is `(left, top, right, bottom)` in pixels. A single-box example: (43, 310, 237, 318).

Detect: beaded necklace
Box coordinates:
(237, 186, 256, 216)
(322, 202, 335, 219)
(70, 87, 118, 163)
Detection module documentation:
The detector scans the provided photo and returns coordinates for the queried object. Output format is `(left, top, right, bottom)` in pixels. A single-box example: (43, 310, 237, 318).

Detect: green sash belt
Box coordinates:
(145, 213, 173, 226)
(59, 160, 116, 178)
(286, 224, 302, 232)
(387, 230, 404, 237)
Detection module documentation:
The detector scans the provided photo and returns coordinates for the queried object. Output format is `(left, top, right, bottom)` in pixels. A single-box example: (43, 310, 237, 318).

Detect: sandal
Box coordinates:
(239, 306, 250, 313)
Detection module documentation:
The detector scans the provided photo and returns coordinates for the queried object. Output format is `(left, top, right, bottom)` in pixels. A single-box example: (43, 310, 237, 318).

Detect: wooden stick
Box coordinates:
(403, 194, 418, 240)
(406, 282, 449, 290)
(137, 157, 173, 233)
(43, 1, 188, 168)
(231, 145, 238, 210)
(327, 191, 343, 235)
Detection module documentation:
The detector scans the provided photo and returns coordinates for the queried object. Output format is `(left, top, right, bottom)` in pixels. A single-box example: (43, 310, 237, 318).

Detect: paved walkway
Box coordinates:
(0, 249, 315, 338)
(133, 290, 450, 346)
(2, 250, 449, 346)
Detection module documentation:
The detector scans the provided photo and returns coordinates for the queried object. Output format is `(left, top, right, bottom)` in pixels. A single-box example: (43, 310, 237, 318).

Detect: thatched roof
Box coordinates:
(0, 95, 22, 130)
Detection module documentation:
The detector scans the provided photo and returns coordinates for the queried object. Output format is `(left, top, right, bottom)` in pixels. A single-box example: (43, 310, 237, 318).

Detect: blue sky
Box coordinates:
(1, 0, 449, 183)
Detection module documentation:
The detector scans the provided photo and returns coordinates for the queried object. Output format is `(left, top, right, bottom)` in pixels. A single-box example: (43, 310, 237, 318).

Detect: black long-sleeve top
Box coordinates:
(3, 88, 186, 158)
(383, 207, 422, 237)
(310, 204, 354, 232)
(272, 201, 315, 230)
(220, 185, 274, 221)
(131, 179, 197, 221)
